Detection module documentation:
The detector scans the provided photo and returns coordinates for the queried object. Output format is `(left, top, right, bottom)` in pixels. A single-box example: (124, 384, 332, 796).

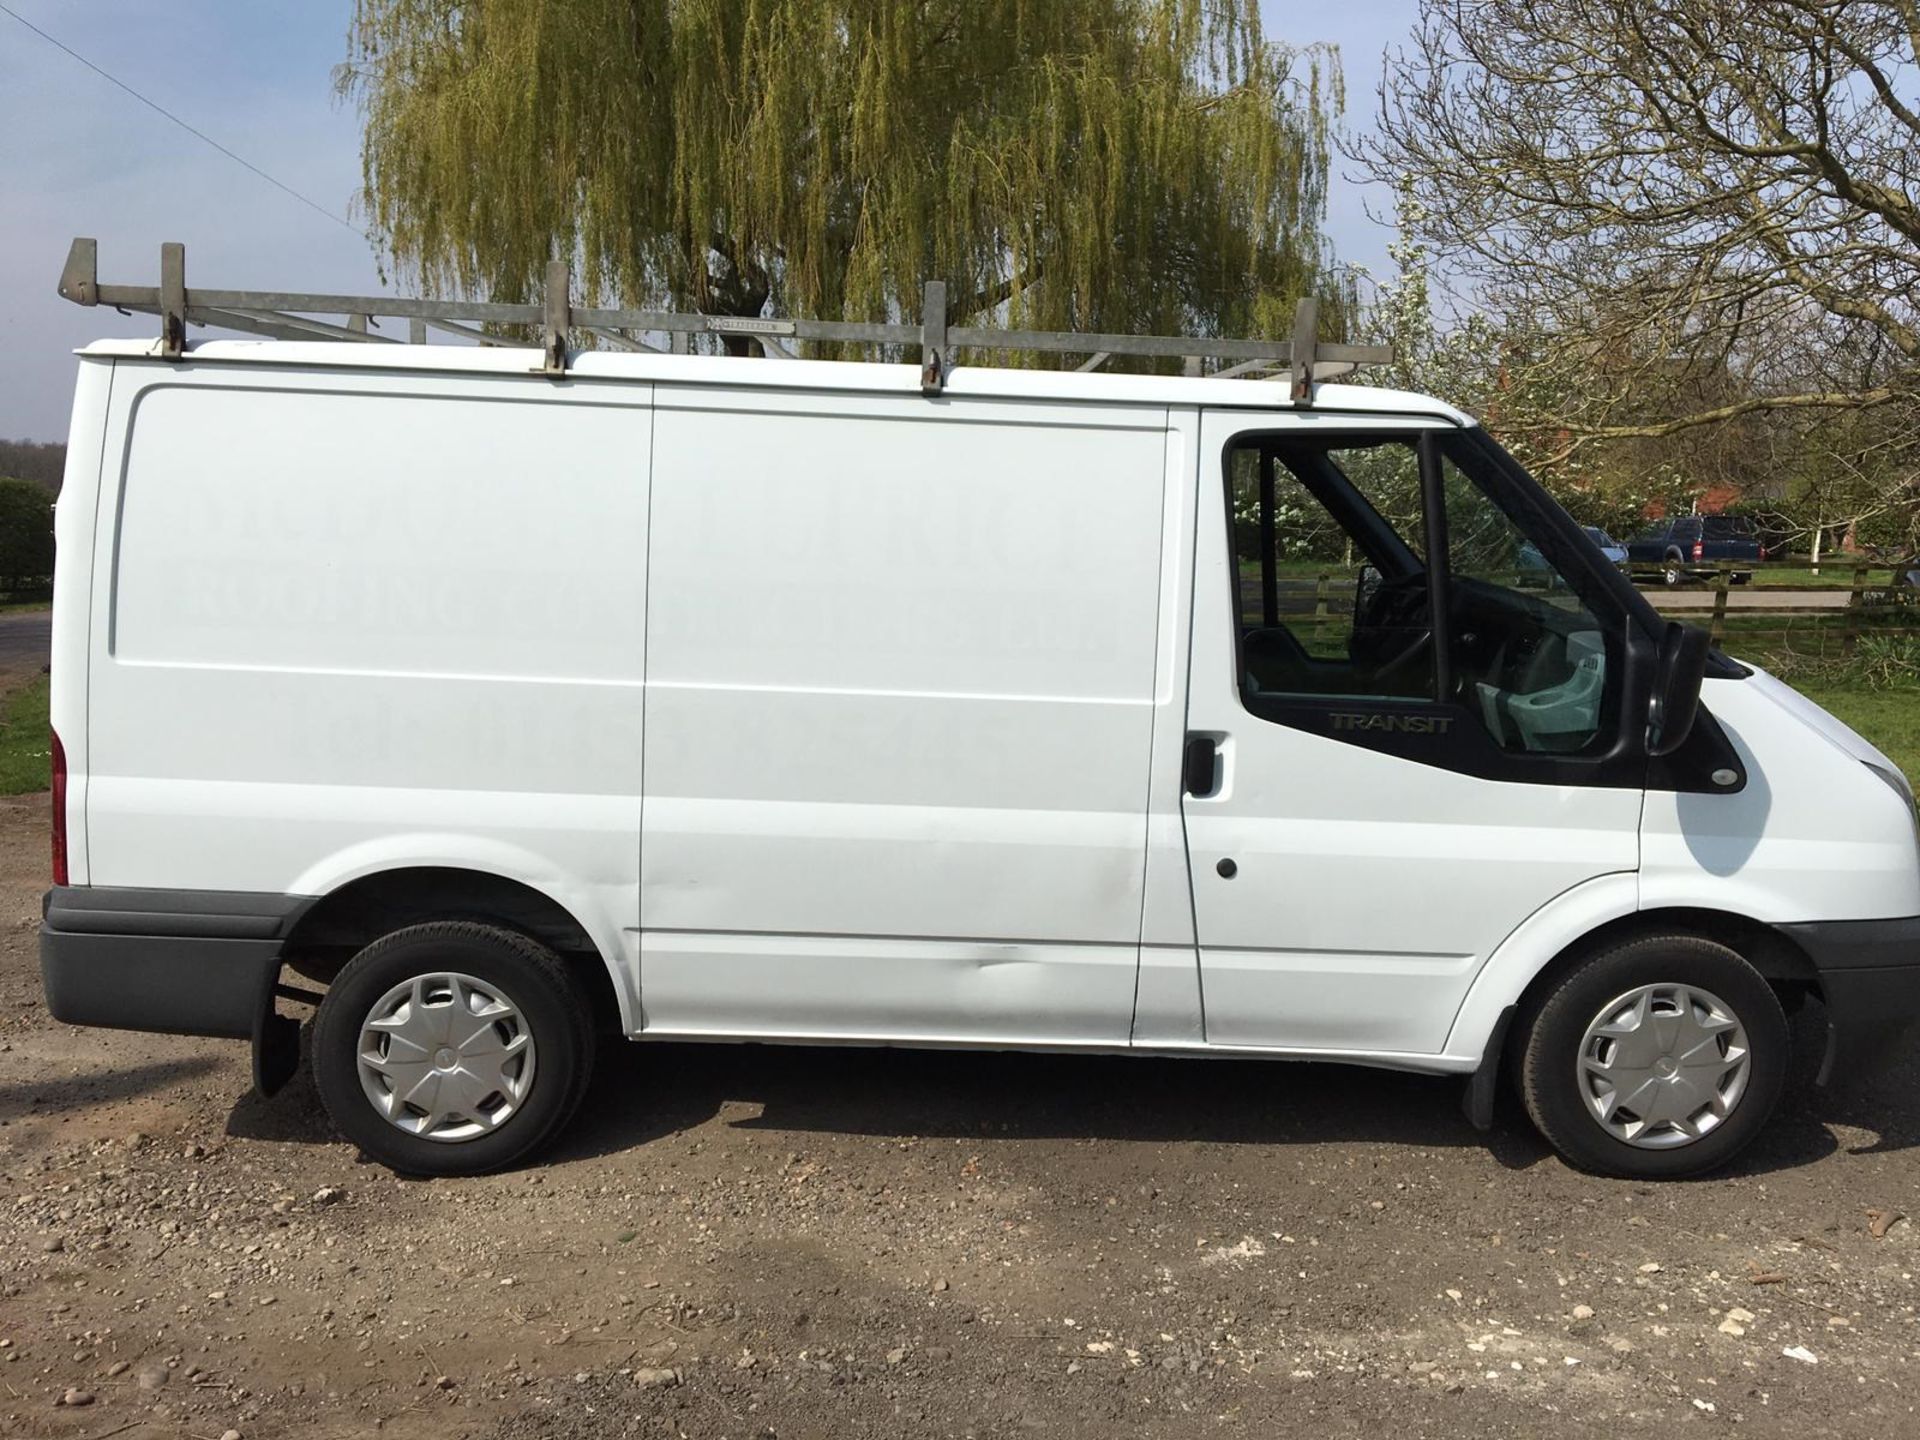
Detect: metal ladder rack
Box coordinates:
(57, 237, 1392, 402)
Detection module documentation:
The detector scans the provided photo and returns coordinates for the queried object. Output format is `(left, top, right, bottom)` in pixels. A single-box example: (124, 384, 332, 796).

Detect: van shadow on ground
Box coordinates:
(0, 1055, 220, 1120)
(224, 1004, 1918, 1181)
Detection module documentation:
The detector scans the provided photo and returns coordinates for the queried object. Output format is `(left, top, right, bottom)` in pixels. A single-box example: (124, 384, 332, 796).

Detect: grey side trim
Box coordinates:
(1780, 915, 1920, 972)
(1776, 916, 1920, 1086)
(43, 885, 314, 941)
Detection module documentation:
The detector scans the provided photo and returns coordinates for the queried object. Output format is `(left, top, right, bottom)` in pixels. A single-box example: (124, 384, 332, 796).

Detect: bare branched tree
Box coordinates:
(1358, 0, 1920, 552)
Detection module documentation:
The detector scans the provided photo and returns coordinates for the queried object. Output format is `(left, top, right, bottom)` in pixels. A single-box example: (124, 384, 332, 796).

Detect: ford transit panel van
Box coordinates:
(40, 334, 1920, 1178)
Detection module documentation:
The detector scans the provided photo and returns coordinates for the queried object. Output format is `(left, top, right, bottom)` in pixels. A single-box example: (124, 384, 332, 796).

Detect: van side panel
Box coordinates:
(50, 356, 118, 888)
(639, 391, 1166, 1044)
(85, 368, 651, 1010)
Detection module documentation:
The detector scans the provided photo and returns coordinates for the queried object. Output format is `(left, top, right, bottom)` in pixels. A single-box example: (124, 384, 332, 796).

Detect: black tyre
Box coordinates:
(1518, 934, 1787, 1179)
(313, 922, 596, 1177)
(1661, 550, 1686, 587)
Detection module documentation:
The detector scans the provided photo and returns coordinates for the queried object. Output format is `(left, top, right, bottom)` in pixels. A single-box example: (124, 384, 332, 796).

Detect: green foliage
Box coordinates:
(1789, 676, 1920, 787)
(0, 478, 53, 590)
(1854, 634, 1920, 690)
(340, 0, 1345, 358)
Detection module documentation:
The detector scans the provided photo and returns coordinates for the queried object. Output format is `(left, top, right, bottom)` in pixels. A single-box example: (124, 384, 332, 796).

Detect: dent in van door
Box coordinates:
(1180, 419, 1642, 1055)
(636, 393, 1169, 1044)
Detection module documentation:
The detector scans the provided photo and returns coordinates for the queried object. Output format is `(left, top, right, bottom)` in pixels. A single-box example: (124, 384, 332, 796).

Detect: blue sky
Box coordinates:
(0, 0, 1419, 440)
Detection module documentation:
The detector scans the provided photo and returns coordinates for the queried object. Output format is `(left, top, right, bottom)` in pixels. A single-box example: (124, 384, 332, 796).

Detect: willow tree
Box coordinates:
(337, 0, 1343, 357)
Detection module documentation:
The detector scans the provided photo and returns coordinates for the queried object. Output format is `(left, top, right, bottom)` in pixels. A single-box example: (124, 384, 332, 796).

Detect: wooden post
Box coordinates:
(1709, 566, 1730, 645)
(1314, 569, 1331, 643)
(1845, 563, 1870, 651)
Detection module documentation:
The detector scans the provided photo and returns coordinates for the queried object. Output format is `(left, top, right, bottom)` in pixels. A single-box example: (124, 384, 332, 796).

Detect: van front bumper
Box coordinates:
(39, 885, 311, 1041)
(1780, 915, 1920, 1084)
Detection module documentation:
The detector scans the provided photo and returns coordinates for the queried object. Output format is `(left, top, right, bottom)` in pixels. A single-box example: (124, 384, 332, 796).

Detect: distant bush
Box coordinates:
(0, 477, 54, 592)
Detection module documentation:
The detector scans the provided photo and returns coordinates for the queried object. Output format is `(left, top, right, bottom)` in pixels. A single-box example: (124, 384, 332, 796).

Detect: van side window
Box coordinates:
(1229, 439, 1434, 701)
(1228, 433, 1614, 759)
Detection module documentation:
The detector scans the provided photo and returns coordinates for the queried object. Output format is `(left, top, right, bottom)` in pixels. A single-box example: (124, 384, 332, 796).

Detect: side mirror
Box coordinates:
(1646, 621, 1710, 756)
(1354, 562, 1382, 613)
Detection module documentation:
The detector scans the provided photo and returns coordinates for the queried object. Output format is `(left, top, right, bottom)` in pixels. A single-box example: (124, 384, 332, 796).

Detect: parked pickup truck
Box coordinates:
(1625, 515, 1763, 586)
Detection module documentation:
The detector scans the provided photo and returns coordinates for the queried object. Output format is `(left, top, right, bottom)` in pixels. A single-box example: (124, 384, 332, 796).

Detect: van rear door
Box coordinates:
(1179, 413, 1642, 1057)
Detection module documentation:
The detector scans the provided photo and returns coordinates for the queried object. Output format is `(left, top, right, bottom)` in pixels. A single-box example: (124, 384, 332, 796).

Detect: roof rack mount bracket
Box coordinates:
(920, 280, 948, 396)
(159, 242, 186, 360)
(1289, 297, 1317, 404)
(539, 259, 570, 376)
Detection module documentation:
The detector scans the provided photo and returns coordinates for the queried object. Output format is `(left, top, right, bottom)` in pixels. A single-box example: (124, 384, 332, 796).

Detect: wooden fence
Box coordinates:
(1239, 560, 1920, 663)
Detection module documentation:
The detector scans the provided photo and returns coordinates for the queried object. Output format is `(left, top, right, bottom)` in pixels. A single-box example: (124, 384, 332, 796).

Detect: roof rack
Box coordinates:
(57, 237, 1392, 403)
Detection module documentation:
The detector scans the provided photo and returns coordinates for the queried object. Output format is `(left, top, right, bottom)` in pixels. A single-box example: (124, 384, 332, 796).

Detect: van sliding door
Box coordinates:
(637, 391, 1167, 1045)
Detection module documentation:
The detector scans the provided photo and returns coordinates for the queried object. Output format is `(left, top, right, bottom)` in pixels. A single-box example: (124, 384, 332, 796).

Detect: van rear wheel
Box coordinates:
(313, 923, 595, 1177)
(1518, 934, 1787, 1178)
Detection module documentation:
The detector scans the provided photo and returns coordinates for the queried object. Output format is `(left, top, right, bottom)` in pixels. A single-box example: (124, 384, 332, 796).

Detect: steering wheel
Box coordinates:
(1371, 620, 1435, 689)
(1352, 572, 1434, 685)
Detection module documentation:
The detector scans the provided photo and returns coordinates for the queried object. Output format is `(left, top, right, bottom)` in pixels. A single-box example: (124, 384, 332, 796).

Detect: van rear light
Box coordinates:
(51, 729, 67, 887)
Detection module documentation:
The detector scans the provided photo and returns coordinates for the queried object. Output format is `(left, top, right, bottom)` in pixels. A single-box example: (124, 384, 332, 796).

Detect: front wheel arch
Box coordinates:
(1515, 932, 1789, 1176)
(1494, 908, 1820, 1102)
(1504, 909, 1821, 1036)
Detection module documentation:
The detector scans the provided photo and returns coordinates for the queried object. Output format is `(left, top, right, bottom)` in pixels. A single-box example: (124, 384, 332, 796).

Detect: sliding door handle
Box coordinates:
(1183, 733, 1221, 799)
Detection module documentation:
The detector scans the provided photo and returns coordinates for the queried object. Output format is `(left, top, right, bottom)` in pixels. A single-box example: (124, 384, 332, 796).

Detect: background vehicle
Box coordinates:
(1626, 515, 1763, 586)
(1584, 525, 1630, 568)
(37, 243, 1920, 1183)
(1518, 525, 1627, 584)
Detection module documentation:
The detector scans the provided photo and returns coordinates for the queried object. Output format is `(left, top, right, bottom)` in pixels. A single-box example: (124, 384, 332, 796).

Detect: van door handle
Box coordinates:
(1183, 734, 1220, 798)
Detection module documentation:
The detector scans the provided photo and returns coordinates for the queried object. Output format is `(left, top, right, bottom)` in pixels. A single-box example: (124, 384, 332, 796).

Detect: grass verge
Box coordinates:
(0, 674, 50, 795)
(1785, 677, 1920, 786)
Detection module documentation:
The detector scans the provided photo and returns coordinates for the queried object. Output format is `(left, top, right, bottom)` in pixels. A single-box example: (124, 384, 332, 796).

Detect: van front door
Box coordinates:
(1179, 414, 1643, 1057)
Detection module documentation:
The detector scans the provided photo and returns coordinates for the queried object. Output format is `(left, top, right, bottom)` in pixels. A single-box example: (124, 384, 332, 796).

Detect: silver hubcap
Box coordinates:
(1577, 983, 1749, 1149)
(356, 972, 536, 1143)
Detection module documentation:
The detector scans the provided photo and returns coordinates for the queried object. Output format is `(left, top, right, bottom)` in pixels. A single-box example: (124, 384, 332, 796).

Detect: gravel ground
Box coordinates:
(1, 790, 1917, 1437)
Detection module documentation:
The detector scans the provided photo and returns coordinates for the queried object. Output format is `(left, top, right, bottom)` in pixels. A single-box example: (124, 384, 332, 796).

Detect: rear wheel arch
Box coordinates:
(312, 921, 598, 1174)
(281, 866, 625, 1035)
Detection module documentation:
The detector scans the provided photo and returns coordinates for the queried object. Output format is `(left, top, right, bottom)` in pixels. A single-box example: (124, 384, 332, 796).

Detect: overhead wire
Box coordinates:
(0, 1, 366, 239)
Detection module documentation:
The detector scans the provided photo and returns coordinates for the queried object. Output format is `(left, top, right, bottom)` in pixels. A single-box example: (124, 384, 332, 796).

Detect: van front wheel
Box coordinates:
(313, 923, 595, 1176)
(1518, 934, 1787, 1178)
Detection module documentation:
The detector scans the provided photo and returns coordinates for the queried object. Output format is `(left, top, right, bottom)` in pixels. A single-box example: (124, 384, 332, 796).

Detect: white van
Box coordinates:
(38, 258, 1920, 1179)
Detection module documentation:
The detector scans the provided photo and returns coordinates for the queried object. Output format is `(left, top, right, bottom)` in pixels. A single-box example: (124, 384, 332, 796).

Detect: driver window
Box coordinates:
(1227, 434, 1615, 760)
(1229, 438, 1434, 702)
